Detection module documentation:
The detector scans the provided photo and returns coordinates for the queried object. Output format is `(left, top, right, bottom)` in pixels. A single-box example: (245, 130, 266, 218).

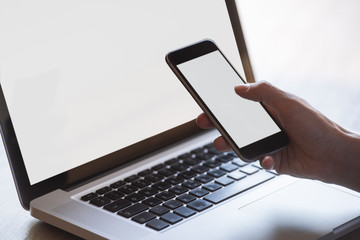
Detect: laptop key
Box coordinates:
(182, 179, 201, 189)
(191, 147, 204, 154)
(142, 197, 162, 207)
(103, 199, 131, 212)
(110, 180, 126, 189)
(169, 185, 189, 195)
(171, 162, 189, 172)
(163, 200, 183, 210)
(149, 205, 170, 216)
(117, 203, 149, 218)
(96, 186, 112, 195)
(182, 157, 202, 166)
(132, 212, 156, 224)
(81, 192, 98, 201)
(227, 152, 238, 158)
(104, 190, 124, 200)
(158, 168, 177, 177)
(138, 169, 152, 177)
(204, 171, 275, 204)
(251, 160, 263, 169)
(240, 165, 260, 175)
(174, 206, 197, 218)
(189, 188, 209, 198)
(220, 163, 239, 172)
(191, 165, 209, 174)
(155, 191, 175, 201)
(232, 158, 249, 167)
(165, 158, 179, 165)
(202, 182, 222, 192)
(216, 155, 234, 163)
(207, 169, 226, 178)
(146, 219, 169, 231)
(207, 146, 221, 155)
(124, 174, 140, 182)
(215, 176, 235, 186)
(90, 196, 111, 207)
(118, 185, 138, 194)
(228, 171, 247, 181)
(204, 159, 222, 168)
(196, 152, 214, 160)
(151, 163, 166, 171)
(145, 173, 164, 183)
(138, 187, 158, 197)
(267, 169, 278, 175)
(178, 152, 192, 159)
(153, 181, 172, 191)
(187, 199, 212, 212)
(160, 212, 183, 224)
(132, 179, 151, 188)
(178, 170, 197, 179)
(195, 174, 214, 183)
(217, 154, 234, 163)
(176, 194, 196, 204)
(165, 176, 184, 185)
(125, 193, 146, 203)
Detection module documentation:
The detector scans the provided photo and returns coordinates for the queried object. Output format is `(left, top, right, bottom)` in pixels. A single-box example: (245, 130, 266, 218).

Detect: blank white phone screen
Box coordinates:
(177, 50, 281, 148)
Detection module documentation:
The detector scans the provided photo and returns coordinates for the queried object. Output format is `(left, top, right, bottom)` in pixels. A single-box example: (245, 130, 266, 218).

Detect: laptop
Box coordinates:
(0, 0, 359, 239)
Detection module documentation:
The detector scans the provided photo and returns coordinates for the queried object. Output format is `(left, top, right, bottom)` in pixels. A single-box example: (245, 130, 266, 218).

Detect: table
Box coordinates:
(0, 141, 80, 239)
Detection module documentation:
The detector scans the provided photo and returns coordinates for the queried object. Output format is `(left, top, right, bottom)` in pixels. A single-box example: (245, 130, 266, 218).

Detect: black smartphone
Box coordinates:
(166, 39, 289, 161)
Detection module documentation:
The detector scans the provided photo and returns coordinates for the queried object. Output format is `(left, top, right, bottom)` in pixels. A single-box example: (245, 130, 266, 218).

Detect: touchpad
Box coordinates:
(237, 180, 360, 240)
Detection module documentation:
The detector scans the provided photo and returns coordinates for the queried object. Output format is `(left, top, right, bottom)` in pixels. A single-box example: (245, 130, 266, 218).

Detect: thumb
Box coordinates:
(234, 81, 287, 110)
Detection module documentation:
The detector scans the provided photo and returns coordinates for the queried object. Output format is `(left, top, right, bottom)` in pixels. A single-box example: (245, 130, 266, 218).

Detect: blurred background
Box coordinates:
(237, 0, 360, 133)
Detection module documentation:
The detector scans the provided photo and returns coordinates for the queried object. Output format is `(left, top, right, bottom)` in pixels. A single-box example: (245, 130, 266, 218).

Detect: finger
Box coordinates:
(213, 136, 232, 152)
(196, 113, 214, 129)
(235, 81, 285, 127)
(234, 81, 289, 112)
(260, 156, 275, 170)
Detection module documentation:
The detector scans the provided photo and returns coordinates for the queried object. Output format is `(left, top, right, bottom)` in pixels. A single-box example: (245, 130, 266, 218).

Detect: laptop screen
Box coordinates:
(0, 1, 242, 185)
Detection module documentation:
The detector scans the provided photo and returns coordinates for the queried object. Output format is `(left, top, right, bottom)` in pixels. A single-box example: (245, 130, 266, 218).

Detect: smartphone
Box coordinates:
(166, 39, 288, 161)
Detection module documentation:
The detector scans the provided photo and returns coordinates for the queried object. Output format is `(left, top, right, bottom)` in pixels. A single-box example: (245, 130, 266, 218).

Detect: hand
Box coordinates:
(197, 81, 360, 191)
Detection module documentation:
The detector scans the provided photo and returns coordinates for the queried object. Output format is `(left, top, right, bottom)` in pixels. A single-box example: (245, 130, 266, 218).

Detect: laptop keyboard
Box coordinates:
(80, 143, 276, 231)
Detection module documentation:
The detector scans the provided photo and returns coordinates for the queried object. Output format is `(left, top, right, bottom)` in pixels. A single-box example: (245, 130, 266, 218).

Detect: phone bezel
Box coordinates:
(166, 39, 289, 161)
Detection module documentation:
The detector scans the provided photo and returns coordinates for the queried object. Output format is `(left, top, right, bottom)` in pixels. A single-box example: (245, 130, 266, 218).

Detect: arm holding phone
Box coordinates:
(197, 81, 360, 192)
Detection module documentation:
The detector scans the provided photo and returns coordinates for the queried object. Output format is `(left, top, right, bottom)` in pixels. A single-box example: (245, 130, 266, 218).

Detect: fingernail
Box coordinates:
(234, 84, 249, 92)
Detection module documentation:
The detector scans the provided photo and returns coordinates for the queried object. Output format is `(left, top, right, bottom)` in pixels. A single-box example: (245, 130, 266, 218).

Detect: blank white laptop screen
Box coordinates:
(0, 0, 242, 185)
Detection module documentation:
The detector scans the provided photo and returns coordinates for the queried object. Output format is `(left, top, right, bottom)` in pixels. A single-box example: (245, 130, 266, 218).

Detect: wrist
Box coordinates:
(333, 131, 360, 192)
